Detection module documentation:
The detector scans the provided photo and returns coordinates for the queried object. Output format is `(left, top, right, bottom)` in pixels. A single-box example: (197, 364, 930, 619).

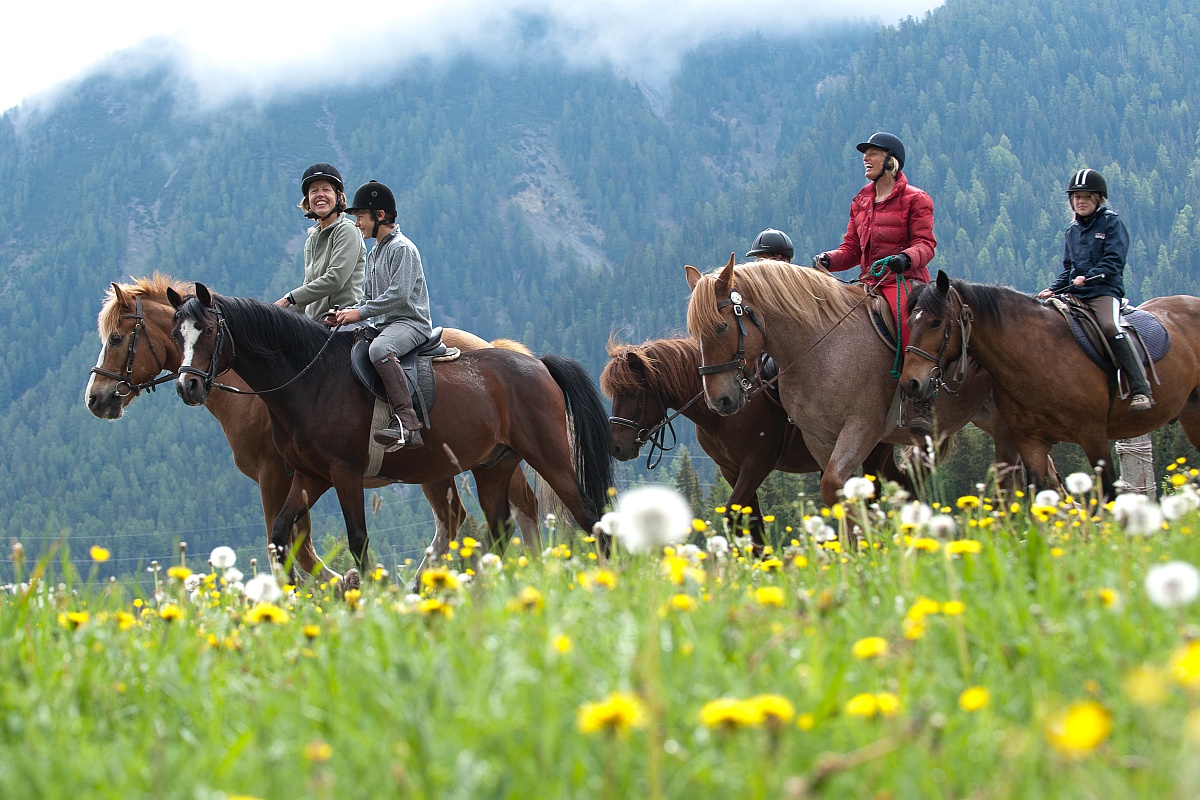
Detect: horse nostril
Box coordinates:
(905, 379, 922, 399)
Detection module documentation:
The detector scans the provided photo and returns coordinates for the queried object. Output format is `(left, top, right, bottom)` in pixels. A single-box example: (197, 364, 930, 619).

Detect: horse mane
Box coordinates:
(98, 273, 192, 339)
(601, 336, 702, 401)
(686, 261, 864, 341)
(491, 338, 533, 356)
(908, 279, 1034, 327)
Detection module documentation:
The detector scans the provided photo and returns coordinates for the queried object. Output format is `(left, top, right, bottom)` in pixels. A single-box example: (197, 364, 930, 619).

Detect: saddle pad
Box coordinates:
(350, 337, 438, 411)
(1066, 307, 1170, 371)
(365, 397, 390, 479)
(868, 294, 898, 349)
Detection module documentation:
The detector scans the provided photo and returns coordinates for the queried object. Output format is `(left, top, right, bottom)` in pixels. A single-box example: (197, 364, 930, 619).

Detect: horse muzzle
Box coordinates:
(85, 388, 126, 419)
(904, 376, 937, 403)
(176, 373, 209, 406)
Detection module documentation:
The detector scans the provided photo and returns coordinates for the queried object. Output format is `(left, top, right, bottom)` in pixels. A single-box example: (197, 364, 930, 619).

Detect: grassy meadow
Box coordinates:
(3, 466, 1200, 799)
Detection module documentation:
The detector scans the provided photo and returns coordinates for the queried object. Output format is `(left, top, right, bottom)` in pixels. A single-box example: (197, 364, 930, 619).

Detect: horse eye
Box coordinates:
(623, 390, 636, 398)
(930, 319, 943, 329)
(108, 333, 123, 346)
(204, 326, 214, 336)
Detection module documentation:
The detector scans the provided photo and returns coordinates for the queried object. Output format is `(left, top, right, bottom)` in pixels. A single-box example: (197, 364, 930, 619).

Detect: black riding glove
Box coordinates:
(889, 253, 912, 273)
(811, 253, 830, 269)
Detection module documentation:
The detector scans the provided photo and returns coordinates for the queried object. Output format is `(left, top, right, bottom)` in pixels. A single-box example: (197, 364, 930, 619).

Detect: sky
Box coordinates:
(2, 0, 945, 114)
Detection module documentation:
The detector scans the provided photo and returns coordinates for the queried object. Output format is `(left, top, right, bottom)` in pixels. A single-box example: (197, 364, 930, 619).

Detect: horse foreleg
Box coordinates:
(1014, 438, 1056, 494)
(864, 443, 913, 495)
(1081, 437, 1118, 499)
(258, 461, 338, 585)
(271, 472, 332, 582)
(819, 426, 884, 508)
(724, 464, 767, 551)
(329, 473, 369, 590)
(508, 467, 542, 551)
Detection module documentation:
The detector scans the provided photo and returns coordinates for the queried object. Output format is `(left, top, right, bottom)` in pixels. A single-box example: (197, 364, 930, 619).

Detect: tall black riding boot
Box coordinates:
(1108, 333, 1154, 412)
(373, 356, 424, 449)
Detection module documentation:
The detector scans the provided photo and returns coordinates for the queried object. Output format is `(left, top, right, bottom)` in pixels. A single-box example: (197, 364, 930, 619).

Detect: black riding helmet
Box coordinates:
(1066, 168, 1108, 199)
(745, 229, 795, 261)
(301, 163, 345, 196)
(347, 180, 398, 239)
(856, 132, 906, 174)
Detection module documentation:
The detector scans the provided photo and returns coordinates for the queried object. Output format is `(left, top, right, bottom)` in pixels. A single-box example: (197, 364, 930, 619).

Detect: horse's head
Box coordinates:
(601, 342, 668, 461)
(685, 254, 765, 416)
(170, 283, 230, 407)
(86, 278, 185, 419)
(902, 270, 969, 403)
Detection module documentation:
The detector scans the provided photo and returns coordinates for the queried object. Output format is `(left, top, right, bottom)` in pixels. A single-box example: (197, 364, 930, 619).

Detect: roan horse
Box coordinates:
(902, 270, 1200, 495)
(601, 336, 911, 544)
(169, 284, 613, 583)
(85, 275, 544, 581)
(686, 256, 997, 507)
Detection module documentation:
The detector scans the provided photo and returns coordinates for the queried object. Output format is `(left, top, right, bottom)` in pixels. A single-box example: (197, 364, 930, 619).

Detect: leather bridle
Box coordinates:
(903, 285, 973, 399)
(90, 296, 174, 396)
(696, 290, 766, 399)
(609, 386, 705, 470)
(176, 303, 234, 394)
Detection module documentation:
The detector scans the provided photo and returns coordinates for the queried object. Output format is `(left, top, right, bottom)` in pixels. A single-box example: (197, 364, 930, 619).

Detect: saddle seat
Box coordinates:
(350, 326, 460, 424)
(868, 293, 900, 349)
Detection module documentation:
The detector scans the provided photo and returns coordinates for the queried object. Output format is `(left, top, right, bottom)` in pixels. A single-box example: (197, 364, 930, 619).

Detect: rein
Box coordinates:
(90, 296, 175, 396)
(903, 285, 973, 398)
(610, 388, 706, 470)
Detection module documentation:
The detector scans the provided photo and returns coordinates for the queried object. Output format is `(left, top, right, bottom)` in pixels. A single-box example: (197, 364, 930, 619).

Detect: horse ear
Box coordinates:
(715, 253, 735, 293)
(625, 350, 646, 375)
(685, 265, 702, 291)
(936, 270, 950, 294)
(111, 282, 130, 309)
(195, 283, 213, 306)
(167, 287, 185, 309)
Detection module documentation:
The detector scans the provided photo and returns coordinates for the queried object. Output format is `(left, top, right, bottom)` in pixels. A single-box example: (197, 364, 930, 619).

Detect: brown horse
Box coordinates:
(602, 336, 912, 543)
(168, 284, 613, 583)
(685, 257, 998, 507)
(902, 270, 1200, 494)
(84, 275, 543, 580)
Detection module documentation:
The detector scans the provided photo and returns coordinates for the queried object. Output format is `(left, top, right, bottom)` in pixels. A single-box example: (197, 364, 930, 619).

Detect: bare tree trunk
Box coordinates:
(1115, 435, 1156, 499)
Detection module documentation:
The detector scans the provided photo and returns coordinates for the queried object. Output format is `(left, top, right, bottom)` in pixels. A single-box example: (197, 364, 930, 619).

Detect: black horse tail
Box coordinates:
(541, 354, 615, 525)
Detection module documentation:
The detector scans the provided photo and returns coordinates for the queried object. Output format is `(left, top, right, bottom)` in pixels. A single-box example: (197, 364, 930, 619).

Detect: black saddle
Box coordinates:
(350, 326, 456, 427)
(1052, 296, 1170, 372)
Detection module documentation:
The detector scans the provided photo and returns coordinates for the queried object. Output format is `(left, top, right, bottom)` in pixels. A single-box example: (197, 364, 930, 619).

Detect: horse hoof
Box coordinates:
(344, 568, 361, 594)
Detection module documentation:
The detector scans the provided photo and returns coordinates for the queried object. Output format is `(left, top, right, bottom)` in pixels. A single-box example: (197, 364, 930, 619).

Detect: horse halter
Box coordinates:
(903, 286, 973, 398)
(176, 303, 234, 394)
(90, 296, 173, 397)
(697, 290, 765, 394)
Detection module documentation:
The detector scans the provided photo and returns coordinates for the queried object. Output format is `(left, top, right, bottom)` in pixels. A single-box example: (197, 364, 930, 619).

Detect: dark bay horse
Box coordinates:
(685, 257, 998, 507)
(602, 336, 911, 543)
(168, 284, 612, 582)
(902, 270, 1200, 494)
(85, 275, 543, 580)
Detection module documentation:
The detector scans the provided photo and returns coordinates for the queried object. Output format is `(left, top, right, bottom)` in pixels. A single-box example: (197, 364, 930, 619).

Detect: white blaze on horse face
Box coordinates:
(177, 317, 203, 381)
(83, 342, 108, 408)
(910, 310, 923, 323)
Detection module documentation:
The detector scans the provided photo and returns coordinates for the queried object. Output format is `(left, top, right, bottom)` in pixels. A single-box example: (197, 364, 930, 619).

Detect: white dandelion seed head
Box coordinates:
(613, 484, 694, 553)
(1145, 561, 1200, 608)
(804, 516, 825, 536)
(480, 553, 503, 571)
(189, 589, 203, 605)
(734, 535, 755, 550)
(705, 535, 730, 558)
(841, 477, 876, 502)
(593, 511, 624, 540)
(228, 581, 245, 596)
(1065, 472, 1094, 496)
(899, 501, 933, 530)
(457, 571, 474, 588)
(244, 573, 282, 604)
(183, 574, 204, 593)
(928, 515, 957, 538)
(224, 567, 244, 584)
(1112, 493, 1164, 535)
(403, 593, 422, 607)
(1161, 489, 1200, 521)
(1035, 490, 1061, 508)
(814, 525, 838, 544)
(209, 546, 236, 569)
(678, 543, 703, 564)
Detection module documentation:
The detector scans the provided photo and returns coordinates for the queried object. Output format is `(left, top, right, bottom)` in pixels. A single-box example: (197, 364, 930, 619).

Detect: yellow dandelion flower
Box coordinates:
(796, 712, 816, 731)
(844, 693, 879, 718)
(509, 586, 545, 614)
(89, 545, 110, 563)
(941, 600, 965, 616)
(577, 692, 646, 736)
(418, 598, 454, 619)
(714, 506, 727, 514)
(851, 636, 889, 660)
(303, 740, 333, 762)
(907, 596, 942, 621)
(1097, 588, 1120, 608)
(875, 692, 901, 717)
(958, 686, 990, 712)
(758, 558, 784, 573)
(793, 555, 808, 568)
(166, 565, 192, 581)
(580, 569, 618, 591)
(692, 519, 707, 532)
(700, 698, 763, 730)
(245, 603, 289, 625)
(58, 611, 90, 630)
(1045, 701, 1112, 758)
(159, 603, 184, 622)
(946, 539, 982, 555)
(902, 617, 927, 640)
(662, 555, 689, 585)
(1171, 473, 1188, 487)
(754, 586, 786, 608)
(344, 589, 362, 610)
(302, 624, 321, 640)
(831, 503, 845, 520)
(1169, 641, 1200, 687)
(668, 593, 698, 612)
(552, 634, 572, 654)
(1050, 547, 1065, 558)
(1123, 665, 1168, 706)
(116, 612, 137, 631)
(746, 694, 795, 727)
(420, 567, 460, 593)
(956, 495, 981, 509)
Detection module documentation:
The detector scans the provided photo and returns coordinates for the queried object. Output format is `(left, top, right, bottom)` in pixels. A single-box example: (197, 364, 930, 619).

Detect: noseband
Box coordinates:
(903, 286, 973, 397)
(90, 296, 174, 396)
(697, 290, 765, 395)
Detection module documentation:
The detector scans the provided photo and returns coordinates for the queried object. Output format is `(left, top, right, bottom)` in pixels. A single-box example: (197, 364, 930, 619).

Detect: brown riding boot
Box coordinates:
(373, 356, 424, 450)
(908, 398, 935, 439)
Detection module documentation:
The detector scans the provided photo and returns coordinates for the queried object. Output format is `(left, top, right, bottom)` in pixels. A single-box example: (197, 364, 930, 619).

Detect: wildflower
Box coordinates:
(420, 567, 460, 593)
(875, 692, 901, 716)
(904, 536, 940, 553)
(692, 519, 707, 533)
(845, 692, 902, 718)
(955, 495, 981, 510)
(552, 634, 572, 654)
(418, 598, 454, 619)
(344, 589, 362, 610)
(509, 586, 545, 614)
(1145, 561, 1200, 608)
(1035, 489, 1061, 507)
(746, 694, 795, 728)
(479, 553, 503, 571)
(167, 565, 193, 581)
(927, 515, 957, 538)
(907, 596, 941, 621)
(941, 600, 965, 616)
(1169, 641, 1200, 687)
(851, 636, 889, 660)
(89, 545, 110, 563)
(1162, 489, 1199, 520)
(1097, 588, 1120, 609)
(946, 539, 982, 556)
(244, 573, 282, 604)
(1112, 493, 1164, 536)
(803, 516, 825, 536)
(958, 686, 989, 712)
(753, 586, 786, 608)
(580, 569, 618, 591)
(706, 535, 730, 559)
(115, 612, 136, 631)
(245, 603, 289, 625)
(700, 698, 762, 730)
(668, 594, 698, 613)
(899, 502, 932, 530)
(184, 573, 204, 593)
(1123, 665, 1168, 706)
(842, 477, 875, 501)
(303, 740, 333, 762)
(578, 692, 646, 736)
(209, 546, 236, 569)
(796, 713, 816, 730)
(224, 567, 244, 584)
(758, 558, 784, 573)
(1065, 472, 1094, 495)
(302, 624, 321, 640)
(610, 484, 693, 553)
(58, 611, 90, 630)
(159, 603, 184, 622)
(1045, 701, 1113, 758)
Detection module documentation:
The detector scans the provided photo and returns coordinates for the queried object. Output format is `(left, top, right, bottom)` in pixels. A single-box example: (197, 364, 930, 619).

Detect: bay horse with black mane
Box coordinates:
(686, 256, 1005, 507)
(85, 275, 545, 581)
(902, 270, 1200, 494)
(169, 284, 613, 583)
(602, 336, 912, 544)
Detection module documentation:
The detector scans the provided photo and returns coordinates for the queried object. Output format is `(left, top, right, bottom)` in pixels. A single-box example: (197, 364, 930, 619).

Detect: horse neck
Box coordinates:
(956, 290, 1055, 378)
(218, 302, 335, 401)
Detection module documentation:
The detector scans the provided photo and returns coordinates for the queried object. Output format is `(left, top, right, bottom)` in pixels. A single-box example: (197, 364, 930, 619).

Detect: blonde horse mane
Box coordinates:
(97, 273, 193, 340)
(687, 261, 863, 342)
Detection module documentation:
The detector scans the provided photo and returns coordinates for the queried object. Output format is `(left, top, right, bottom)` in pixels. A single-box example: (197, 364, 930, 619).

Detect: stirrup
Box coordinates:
(1128, 393, 1154, 413)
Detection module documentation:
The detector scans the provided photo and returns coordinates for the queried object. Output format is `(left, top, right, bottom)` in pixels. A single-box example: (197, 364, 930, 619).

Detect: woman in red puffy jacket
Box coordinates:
(811, 131, 936, 350)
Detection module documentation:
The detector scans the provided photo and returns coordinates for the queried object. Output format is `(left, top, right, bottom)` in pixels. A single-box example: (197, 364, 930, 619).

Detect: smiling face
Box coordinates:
(862, 146, 890, 180)
(306, 179, 338, 221)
